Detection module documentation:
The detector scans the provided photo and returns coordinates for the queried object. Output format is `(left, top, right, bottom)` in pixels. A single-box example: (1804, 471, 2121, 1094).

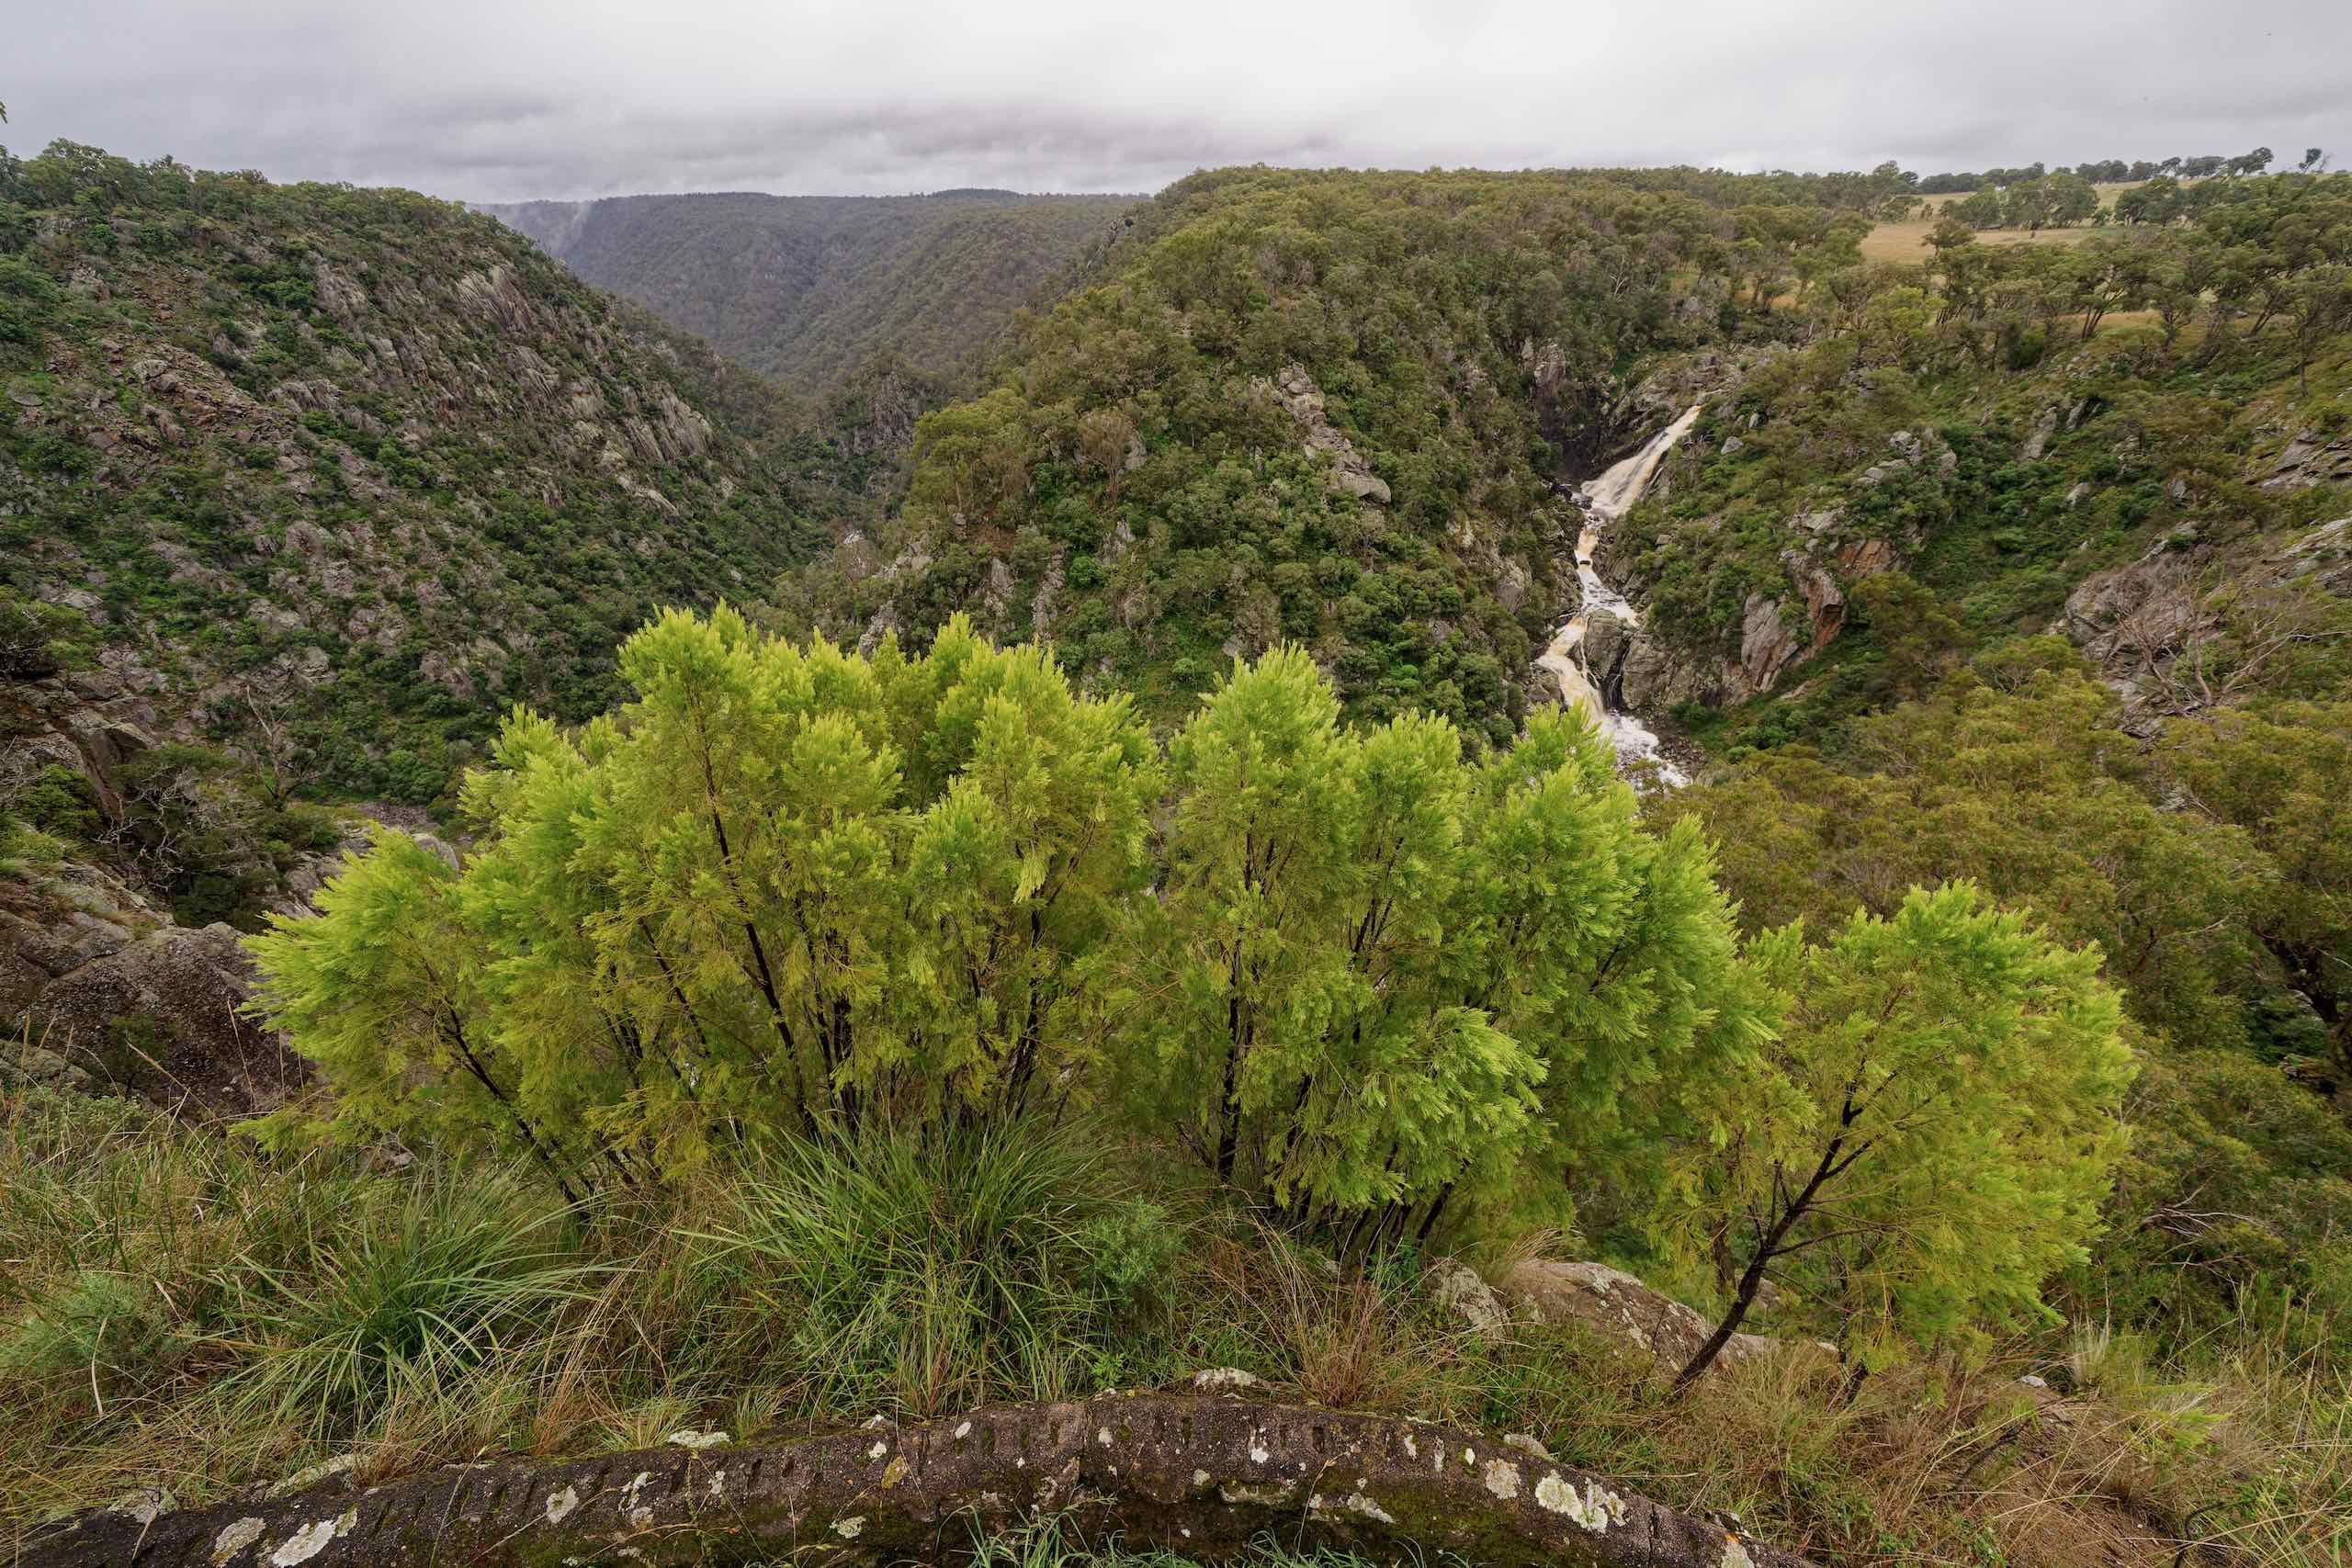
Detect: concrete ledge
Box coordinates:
(17, 1393, 1811, 1567)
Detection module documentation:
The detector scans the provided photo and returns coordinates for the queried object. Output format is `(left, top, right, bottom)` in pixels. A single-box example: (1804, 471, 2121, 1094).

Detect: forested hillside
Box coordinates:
(0, 142, 865, 931)
(480, 189, 1135, 391)
(778, 165, 1934, 744)
(6, 146, 2352, 1568)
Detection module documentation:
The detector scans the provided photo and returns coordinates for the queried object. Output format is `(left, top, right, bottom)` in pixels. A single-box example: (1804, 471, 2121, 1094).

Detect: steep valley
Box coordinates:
(5, 139, 2352, 1568)
(479, 188, 1136, 392)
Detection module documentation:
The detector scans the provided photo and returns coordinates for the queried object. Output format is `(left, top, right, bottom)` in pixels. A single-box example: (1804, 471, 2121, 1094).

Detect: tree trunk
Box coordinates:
(1675, 1125, 1852, 1390)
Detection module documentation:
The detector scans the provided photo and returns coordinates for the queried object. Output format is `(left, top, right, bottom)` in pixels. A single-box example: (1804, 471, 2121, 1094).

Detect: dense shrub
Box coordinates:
(251, 611, 1762, 1245)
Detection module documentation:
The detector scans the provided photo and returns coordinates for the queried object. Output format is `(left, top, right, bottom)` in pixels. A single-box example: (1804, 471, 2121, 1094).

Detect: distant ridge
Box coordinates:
(478, 188, 1138, 389)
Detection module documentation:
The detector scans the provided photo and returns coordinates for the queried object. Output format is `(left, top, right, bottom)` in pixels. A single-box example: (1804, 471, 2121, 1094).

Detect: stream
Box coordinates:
(1534, 404, 1704, 784)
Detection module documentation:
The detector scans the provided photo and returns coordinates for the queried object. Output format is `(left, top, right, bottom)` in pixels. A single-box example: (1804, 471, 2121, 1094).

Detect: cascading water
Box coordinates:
(1535, 404, 1704, 784)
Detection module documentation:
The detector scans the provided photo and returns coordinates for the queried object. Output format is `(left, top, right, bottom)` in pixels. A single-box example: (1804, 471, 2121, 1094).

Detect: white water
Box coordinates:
(1535, 404, 1704, 784)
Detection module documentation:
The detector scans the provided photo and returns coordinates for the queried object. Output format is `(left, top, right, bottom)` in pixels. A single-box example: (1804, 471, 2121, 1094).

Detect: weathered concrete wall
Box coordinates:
(18, 1393, 1808, 1568)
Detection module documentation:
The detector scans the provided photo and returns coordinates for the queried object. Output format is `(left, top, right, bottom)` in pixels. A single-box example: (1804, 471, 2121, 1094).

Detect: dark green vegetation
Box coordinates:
(5, 150, 2352, 1567)
(784, 166, 1867, 742)
(481, 189, 1136, 392)
(1, 141, 848, 806)
(1917, 147, 2308, 195)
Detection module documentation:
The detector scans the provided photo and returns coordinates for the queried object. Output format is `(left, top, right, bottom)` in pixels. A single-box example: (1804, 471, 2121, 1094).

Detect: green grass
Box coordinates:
(684, 1121, 1187, 1417)
(3, 1076, 2346, 1564)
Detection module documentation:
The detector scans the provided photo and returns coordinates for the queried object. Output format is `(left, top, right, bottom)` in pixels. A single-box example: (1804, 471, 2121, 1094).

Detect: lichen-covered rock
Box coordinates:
(1430, 1260, 1511, 1335)
(20, 1394, 1816, 1568)
(1495, 1260, 1793, 1378)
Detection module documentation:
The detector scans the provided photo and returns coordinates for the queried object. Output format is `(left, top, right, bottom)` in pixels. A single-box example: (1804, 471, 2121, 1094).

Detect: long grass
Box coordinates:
(680, 1120, 1188, 1417)
(4, 1076, 2346, 1564)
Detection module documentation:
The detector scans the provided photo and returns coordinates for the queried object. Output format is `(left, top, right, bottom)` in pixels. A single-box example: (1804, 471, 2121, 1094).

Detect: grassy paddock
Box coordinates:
(1857, 183, 2155, 265)
(1, 1081, 2345, 1564)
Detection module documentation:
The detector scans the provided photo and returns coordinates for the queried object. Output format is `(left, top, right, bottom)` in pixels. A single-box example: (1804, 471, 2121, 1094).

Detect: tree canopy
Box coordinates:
(251, 610, 1778, 1249)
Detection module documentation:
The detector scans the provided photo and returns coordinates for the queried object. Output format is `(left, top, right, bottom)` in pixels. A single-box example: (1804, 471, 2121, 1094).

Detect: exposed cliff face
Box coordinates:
(1584, 423, 1928, 714)
(2061, 515, 2352, 725)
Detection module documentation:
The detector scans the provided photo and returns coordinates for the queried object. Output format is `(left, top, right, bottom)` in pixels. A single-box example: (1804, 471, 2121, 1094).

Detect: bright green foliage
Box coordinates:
(254, 615, 1759, 1244)
(1090, 649, 1765, 1247)
(252, 608, 1159, 1186)
(1672, 885, 2133, 1369)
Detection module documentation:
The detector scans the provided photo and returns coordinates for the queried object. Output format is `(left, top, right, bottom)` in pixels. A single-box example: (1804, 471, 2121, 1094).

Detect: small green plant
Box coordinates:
(0, 1268, 171, 1380)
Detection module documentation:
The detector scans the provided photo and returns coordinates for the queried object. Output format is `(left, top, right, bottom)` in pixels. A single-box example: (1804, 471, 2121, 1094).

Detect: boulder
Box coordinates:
(1617, 629, 1724, 714)
(1430, 1260, 1510, 1335)
(1495, 1260, 1787, 1377)
(25, 922, 304, 1115)
(2020, 406, 2061, 461)
(1578, 614, 1633, 706)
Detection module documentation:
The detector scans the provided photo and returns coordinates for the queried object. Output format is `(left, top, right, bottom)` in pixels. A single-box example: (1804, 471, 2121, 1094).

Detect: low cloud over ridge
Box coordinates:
(9, 0, 2347, 200)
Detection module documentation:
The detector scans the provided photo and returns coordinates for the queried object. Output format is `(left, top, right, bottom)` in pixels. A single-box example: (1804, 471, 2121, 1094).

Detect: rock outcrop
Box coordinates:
(21, 1393, 1814, 1568)
(1496, 1261, 1791, 1375)
(2260, 430, 2352, 491)
(2276, 516, 2352, 595)
(23, 921, 300, 1115)
(2062, 541, 2202, 674)
(1266, 365, 1393, 504)
(2057, 516, 2350, 716)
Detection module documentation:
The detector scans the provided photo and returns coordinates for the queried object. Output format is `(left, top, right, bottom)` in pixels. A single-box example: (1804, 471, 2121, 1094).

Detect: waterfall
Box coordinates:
(1535, 404, 1703, 784)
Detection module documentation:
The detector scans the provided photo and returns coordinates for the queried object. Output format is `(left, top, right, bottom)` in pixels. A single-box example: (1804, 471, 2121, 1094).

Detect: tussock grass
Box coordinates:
(3, 1077, 2346, 1565)
(677, 1120, 1187, 1417)
(0, 1088, 1201, 1532)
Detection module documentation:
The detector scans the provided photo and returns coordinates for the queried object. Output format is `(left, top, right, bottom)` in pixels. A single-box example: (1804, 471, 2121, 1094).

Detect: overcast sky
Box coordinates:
(9, 0, 2348, 202)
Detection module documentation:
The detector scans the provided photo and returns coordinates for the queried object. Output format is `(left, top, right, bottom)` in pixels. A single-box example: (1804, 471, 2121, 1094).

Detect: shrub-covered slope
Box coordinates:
(0, 142, 850, 807)
(481, 189, 1136, 391)
(791, 166, 1817, 744)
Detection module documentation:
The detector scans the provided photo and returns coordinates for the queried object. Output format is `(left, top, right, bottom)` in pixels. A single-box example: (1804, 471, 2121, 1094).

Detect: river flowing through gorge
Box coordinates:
(1535, 403, 1704, 784)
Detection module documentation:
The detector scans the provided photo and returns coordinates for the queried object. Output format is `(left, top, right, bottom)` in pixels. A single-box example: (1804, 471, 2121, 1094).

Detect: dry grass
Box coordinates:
(1477, 1315, 2349, 1568)
(5, 1078, 2346, 1565)
(1858, 219, 2096, 265)
(1859, 182, 2155, 265)
(1199, 1224, 1478, 1415)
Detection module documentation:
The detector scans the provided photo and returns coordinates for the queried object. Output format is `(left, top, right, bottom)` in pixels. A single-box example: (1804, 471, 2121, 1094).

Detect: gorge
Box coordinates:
(1536, 405, 1705, 783)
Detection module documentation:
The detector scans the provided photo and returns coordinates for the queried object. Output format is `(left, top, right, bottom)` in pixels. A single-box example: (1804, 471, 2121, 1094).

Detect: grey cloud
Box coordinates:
(6, 0, 2347, 201)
